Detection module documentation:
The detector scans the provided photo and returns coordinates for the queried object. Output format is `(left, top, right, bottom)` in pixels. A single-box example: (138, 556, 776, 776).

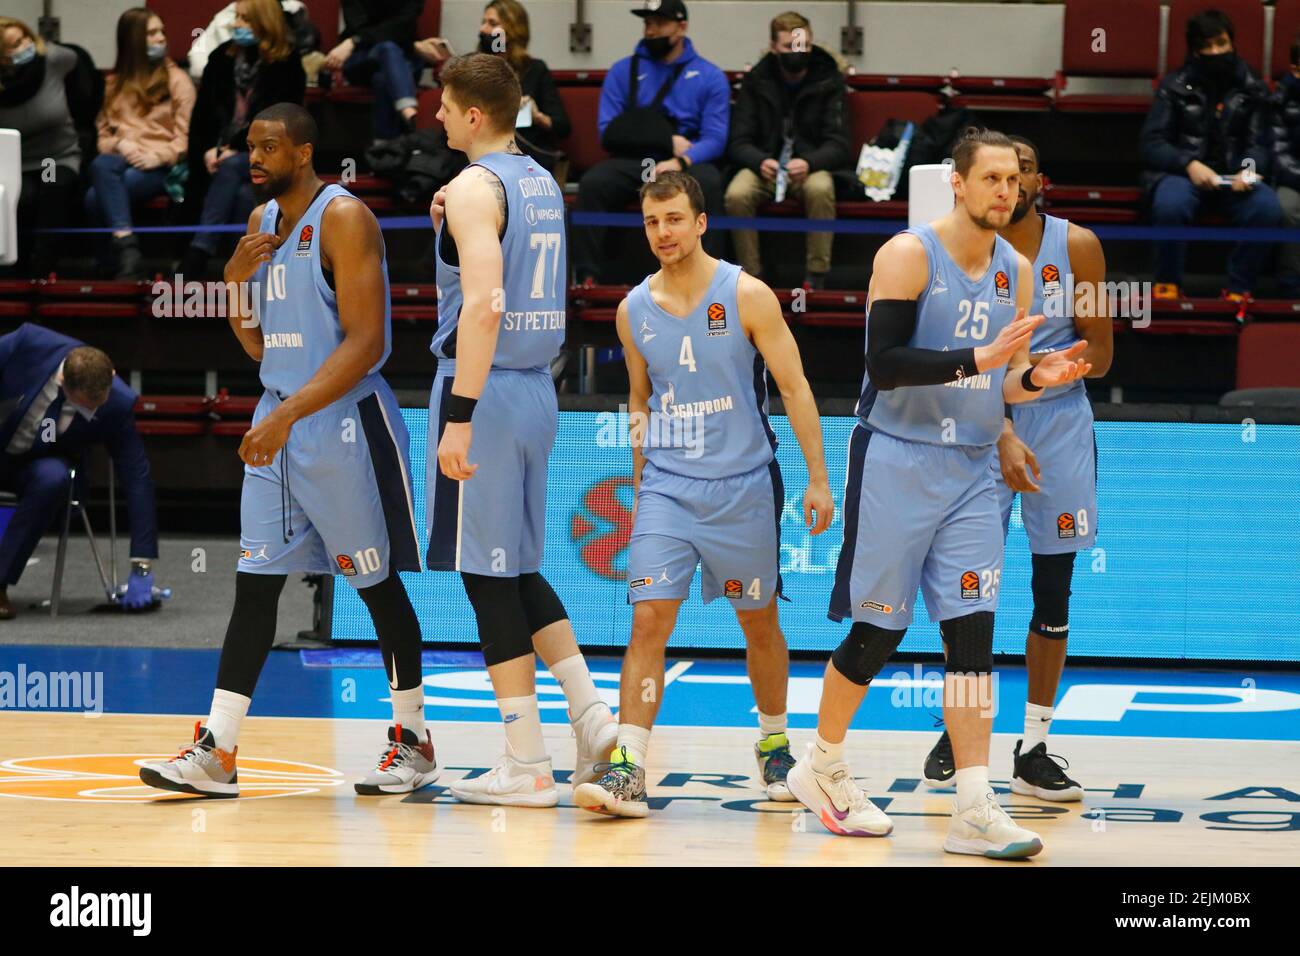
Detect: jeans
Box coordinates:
(1149, 173, 1283, 293)
(344, 40, 420, 140)
(84, 152, 168, 232)
(191, 152, 254, 256)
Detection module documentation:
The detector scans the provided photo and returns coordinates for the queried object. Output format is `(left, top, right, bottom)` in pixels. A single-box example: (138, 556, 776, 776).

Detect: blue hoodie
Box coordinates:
(597, 37, 731, 166)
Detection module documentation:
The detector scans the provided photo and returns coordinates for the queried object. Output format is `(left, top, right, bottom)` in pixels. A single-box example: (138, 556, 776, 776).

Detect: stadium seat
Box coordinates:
(1271, 0, 1300, 82)
(149, 0, 228, 63)
(1236, 322, 1300, 387)
(311, 0, 341, 52)
(847, 74, 946, 93)
(556, 86, 608, 179)
(418, 1, 441, 41)
(845, 91, 943, 152)
(1054, 0, 1160, 112)
(550, 70, 607, 86)
(416, 87, 443, 130)
(1166, 0, 1266, 76)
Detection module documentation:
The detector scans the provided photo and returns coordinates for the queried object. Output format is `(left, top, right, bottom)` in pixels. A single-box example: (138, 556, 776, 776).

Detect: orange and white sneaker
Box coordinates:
(1152, 282, 1181, 301)
(449, 747, 558, 808)
(139, 722, 239, 798)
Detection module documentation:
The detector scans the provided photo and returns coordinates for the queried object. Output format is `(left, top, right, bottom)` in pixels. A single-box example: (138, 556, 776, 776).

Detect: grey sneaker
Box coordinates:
(139, 722, 239, 798)
(574, 745, 649, 818)
(756, 732, 797, 801)
(355, 724, 439, 795)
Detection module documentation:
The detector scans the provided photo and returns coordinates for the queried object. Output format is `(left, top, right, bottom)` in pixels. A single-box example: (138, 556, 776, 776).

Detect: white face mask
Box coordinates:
(9, 43, 36, 67)
(146, 42, 167, 61)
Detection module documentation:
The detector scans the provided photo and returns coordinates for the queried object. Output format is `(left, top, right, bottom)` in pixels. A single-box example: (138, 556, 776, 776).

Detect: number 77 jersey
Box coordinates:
(430, 152, 566, 371)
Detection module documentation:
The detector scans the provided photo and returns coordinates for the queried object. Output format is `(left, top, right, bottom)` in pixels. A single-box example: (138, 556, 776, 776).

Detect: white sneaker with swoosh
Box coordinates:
(785, 744, 893, 837)
(944, 793, 1043, 858)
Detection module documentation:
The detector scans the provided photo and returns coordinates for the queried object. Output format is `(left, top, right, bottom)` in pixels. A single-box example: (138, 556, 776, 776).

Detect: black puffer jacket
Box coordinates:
(727, 45, 851, 174)
(1269, 73, 1300, 192)
(1138, 55, 1272, 201)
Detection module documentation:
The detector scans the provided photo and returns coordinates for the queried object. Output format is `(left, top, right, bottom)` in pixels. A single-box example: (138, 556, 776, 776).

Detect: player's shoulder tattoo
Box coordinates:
(466, 164, 508, 224)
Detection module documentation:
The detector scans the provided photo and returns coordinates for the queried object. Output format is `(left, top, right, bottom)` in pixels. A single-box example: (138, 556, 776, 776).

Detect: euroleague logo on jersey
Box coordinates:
(993, 270, 1012, 303)
(706, 302, 729, 336)
(1041, 263, 1063, 298)
(335, 553, 357, 576)
(296, 224, 314, 257)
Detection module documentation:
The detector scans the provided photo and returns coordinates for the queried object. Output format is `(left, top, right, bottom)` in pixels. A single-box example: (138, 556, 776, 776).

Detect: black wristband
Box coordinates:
(1021, 367, 1043, 392)
(444, 393, 478, 423)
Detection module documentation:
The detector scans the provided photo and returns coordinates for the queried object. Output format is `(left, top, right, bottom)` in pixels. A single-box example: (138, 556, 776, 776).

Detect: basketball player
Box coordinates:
(573, 171, 835, 818)
(140, 103, 434, 798)
(784, 128, 1091, 857)
(921, 135, 1112, 801)
(426, 54, 617, 807)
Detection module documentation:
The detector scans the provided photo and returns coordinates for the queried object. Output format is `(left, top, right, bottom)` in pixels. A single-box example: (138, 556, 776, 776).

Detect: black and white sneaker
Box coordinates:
(1010, 739, 1083, 802)
(922, 729, 955, 790)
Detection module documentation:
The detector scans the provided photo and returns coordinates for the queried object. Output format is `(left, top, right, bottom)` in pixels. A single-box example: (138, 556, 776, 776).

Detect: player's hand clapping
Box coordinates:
(225, 231, 279, 284)
(998, 428, 1041, 493)
(438, 422, 478, 481)
(974, 308, 1041, 371)
(1029, 340, 1091, 389)
(803, 479, 834, 535)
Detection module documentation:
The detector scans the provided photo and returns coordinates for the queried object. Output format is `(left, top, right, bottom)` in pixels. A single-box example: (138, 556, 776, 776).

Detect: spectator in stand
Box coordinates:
(0, 324, 161, 620)
(573, 0, 730, 284)
(415, 0, 570, 172)
(181, 0, 306, 278)
(0, 17, 93, 278)
(325, 0, 425, 145)
(87, 8, 194, 280)
(1140, 8, 1280, 303)
(185, 0, 319, 82)
(1269, 31, 1300, 299)
(725, 12, 850, 290)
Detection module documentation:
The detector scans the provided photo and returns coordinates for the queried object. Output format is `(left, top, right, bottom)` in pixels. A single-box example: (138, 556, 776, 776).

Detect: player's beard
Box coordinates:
(1010, 191, 1035, 224)
(969, 208, 1006, 231)
(252, 168, 293, 202)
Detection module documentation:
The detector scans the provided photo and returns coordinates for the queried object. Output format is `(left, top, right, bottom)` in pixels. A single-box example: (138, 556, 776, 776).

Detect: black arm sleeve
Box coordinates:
(866, 299, 978, 391)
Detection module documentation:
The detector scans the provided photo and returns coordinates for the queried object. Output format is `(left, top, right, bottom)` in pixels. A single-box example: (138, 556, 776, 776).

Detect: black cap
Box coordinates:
(632, 0, 688, 22)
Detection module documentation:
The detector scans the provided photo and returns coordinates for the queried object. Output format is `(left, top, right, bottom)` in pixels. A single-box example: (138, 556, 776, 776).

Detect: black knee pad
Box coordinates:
(1029, 551, 1075, 640)
(518, 573, 568, 634)
(460, 573, 531, 666)
(830, 621, 906, 686)
(940, 612, 994, 674)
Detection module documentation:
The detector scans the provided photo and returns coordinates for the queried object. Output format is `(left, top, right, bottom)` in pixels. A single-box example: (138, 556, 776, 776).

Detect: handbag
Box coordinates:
(600, 57, 686, 160)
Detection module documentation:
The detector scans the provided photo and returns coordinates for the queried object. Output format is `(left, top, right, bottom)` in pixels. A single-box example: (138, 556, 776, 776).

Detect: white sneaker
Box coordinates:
(944, 793, 1044, 858)
(449, 750, 558, 808)
(785, 744, 893, 837)
(570, 701, 618, 787)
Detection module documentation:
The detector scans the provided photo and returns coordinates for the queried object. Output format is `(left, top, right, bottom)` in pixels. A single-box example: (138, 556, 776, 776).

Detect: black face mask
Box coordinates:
(1197, 51, 1238, 88)
(478, 31, 504, 55)
(0, 54, 45, 107)
(643, 35, 674, 60)
(778, 51, 810, 74)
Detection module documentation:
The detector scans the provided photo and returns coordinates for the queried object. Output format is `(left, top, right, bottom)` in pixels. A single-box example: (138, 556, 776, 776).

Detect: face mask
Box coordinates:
(643, 35, 674, 60)
(778, 51, 810, 74)
(1197, 51, 1237, 86)
(147, 42, 167, 62)
(478, 31, 505, 55)
(9, 43, 36, 68)
(231, 27, 258, 47)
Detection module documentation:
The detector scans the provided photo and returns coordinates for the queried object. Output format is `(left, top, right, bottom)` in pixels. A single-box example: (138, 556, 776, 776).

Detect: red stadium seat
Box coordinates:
(136, 420, 209, 436)
(0, 301, 31, 318)
(556, 86, 608, 178)
(550, 70, 607, 86)
(1236, 322, 1300, 387)
(1271, 0, 1300, 81)
(847, 74, 945, 92)
(418, 1, 441, 40)
(845, 91, 942, 152)
(312, 0, 341, 52)
(149, 0, 228, 63)
(1055, 0, 1160, 112)
(416, 87, 443, 130)
(1166, 0, 1266, 76)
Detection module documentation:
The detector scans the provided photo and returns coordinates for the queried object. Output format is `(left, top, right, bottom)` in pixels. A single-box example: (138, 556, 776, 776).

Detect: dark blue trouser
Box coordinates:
(0, 456, 75, 586)
(191, 152, 254, 256)
(344, 40, 420, 139)
(84, 152, 169, 232)
(1149, 174, 1283, 292)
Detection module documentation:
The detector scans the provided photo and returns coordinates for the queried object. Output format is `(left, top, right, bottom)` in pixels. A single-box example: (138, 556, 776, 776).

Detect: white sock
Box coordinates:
(1023, 702, 1053, 753)
(550, 653, 602, 719)
(498, 695, 547, 763)
(616, 724, 652, 766)
(390, 685, 426, 738)
(206, 689, 250, 751)
(811, 733, 843, 774)
(954, 765, 991, 811)
(758, 710, 788, 739)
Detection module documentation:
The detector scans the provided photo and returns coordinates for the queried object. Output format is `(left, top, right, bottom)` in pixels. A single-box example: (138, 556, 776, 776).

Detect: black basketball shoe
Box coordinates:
(922, 728, 955, 790)
(1010, 740, 1083, 802)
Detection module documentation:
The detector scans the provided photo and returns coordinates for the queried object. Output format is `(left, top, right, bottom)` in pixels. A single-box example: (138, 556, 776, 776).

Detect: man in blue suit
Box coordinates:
(0, 323, 160, 617)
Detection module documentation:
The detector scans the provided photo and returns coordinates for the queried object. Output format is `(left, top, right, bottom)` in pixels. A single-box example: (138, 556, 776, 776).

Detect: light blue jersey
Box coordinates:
(858, 224, 1021, 448)
(626, 259, 776, 479)
(1027, 213, 1083, 403)
(254, 184, 389, 400)
(430, 151, 566, 372)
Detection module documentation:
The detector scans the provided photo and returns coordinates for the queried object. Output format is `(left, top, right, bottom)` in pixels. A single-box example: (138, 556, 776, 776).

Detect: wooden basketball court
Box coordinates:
(2, 712, 1294, 866)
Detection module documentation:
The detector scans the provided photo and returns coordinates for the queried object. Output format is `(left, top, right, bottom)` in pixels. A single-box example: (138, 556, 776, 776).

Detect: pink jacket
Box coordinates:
(96, 61, 195, 169)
